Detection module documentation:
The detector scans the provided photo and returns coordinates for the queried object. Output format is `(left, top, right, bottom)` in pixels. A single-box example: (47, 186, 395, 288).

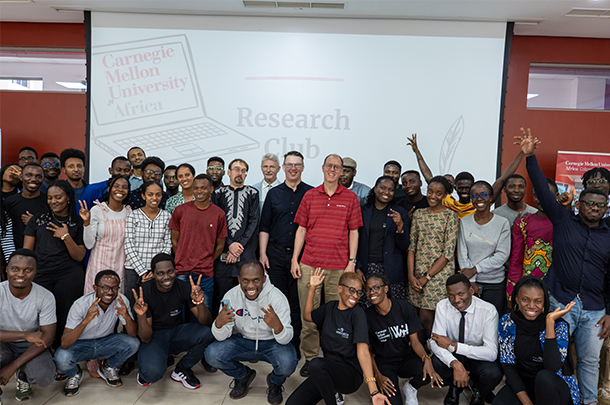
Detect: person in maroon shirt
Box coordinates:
(290, 154, 363, 377)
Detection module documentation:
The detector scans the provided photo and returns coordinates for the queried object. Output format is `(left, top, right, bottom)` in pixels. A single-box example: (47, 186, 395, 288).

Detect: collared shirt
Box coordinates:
(128, 184, 171, 211)
(260, 179, 280, 206)
(294, 183, 363, 269)
(65, 292, 133, 340)
(260, 181, 314, 249)
(129, 174, 143, 191)
(124, 208, 172, 276)
(527, 155, 610, 312)
(431, 296, 499, 367)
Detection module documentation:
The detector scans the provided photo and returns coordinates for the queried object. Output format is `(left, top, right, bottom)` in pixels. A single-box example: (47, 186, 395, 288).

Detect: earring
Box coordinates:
(513, 303, 519, 312)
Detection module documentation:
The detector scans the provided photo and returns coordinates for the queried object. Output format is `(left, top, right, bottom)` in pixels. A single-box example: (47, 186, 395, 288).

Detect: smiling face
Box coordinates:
(142, 164, 163, 184)
(426, 181, 447, 208)
(323, 155, 343, 184)
(282, 155, 304, 183)
(109, 177, 129, 204)
(456, 179, 474, 204)
(177, 167, 194, 190)
(338, 278, 363, 309)
(193, 178, 212, 204)
(447, 281, 474, 312)
(94, 275, 120, 306)
(142, 183, 163, 209)
(3, 164, 22, 187)
(383, 164, 401, 185)
(577, 193, 609, 225)
(261, 158, 280, 184)
(470, 184, 492, 213)
(238, 263, 266, 301)
(374, 178, 395, 206)
(365, 277, 389, 306)
(7, 255, 36, 291)
(128, 148, 145, 170)
(515, 285, 545, 321)
(47, 186, 69, 215)
(40, 157, 61, 182)
(504, 177, 526, 204)
(63, 157, 84, 182)
(111, 160, 132, 177)
(21, 165, 43, 194)
(153, 260, 176, 292)
(402, 173, 422, 196)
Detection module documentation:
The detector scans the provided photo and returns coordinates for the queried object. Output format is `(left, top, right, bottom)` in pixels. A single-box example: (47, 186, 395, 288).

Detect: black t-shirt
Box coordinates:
(311, 301, 369, 372)
(1, 188, 18, 201)
(368, 206, 388, 263)
(24, 212, 84, 273)
(142, 278, 194, 331)
(4, 193, 47, 248)
(514, 332, 544, 382)
(397, 195, 430, 214)
(365, 299, 422, 360)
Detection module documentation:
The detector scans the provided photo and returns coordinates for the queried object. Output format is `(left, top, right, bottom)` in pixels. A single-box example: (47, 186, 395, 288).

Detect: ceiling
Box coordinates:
(1, 0, 610, 39)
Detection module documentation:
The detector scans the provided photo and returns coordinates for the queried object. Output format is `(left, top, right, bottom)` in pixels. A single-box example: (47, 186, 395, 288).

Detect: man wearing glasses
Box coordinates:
(259, 151, 313, 359)
(290, 154, 363, 377)
(128, 156, 171, 210)
(520, 128, 610, 405)
(18, 146, 39, 167)
(54, 270, 140, 397)
(206, 156, 226, 189)
(211, 158, 259, 315)
(39, 152, 61, 194)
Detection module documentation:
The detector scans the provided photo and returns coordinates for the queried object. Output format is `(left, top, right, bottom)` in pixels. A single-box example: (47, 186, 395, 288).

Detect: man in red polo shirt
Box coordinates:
(290, 153, 363, 377)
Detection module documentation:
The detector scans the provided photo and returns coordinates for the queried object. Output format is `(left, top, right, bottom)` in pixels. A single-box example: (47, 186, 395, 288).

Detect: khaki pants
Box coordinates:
(297, 263, 343, 361)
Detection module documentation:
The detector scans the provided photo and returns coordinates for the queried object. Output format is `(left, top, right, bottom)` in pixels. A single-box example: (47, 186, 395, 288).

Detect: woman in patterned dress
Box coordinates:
(407, 175, 458, 341)
(496, 276, 579, 405)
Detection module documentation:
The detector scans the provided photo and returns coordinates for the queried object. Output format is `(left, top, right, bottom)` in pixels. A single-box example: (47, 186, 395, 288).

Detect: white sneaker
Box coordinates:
(335, 392, 345, 405)
(403, 380, 419, 405)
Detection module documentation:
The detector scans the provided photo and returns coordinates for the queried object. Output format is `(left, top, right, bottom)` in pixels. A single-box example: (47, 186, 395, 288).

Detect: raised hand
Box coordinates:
(24, 331, 49, 347)
(46, 222, 69, 240)
(558, 189, 574, 208)
(216, 301, 235, 328)
(514, 127, 541, 157)
(260, 304, 282, 333)
(132, 287, 148, 317)
(547, 301, 575, 323)
(406, 133, 419, 153)
(79, 200, 91, 225)
(84, 297, 101, 324)
(189, 275, 204, 303)
(114, 295, 129, 319)
(309, 268, 325, 288)
(388, 209, 404, 233)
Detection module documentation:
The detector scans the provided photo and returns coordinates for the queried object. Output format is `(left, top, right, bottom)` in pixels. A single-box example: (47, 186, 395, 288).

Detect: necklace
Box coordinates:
(52, 213, 68, 224)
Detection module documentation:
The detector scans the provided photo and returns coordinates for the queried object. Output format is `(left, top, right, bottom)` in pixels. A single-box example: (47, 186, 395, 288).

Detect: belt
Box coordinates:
(270, 242, 293, 254)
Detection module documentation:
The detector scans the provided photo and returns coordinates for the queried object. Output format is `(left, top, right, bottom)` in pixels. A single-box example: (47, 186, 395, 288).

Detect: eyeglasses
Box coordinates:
(471, 193, 489, 200)
(231, 168, 248, 174)
(580, 200, 608, 209)
(42, 162, 60, 169)
(364, 284, 386, 294)
(284, 163, 303, 169)
(144, 169, 162, 176)
(95, 285, 119, 293)
(586, 179, 609, 186)
(324, 163, 343, 171)
(19, 156, 36, 162)
(339, 284, 364, 298)
(207, 166, 224, 172)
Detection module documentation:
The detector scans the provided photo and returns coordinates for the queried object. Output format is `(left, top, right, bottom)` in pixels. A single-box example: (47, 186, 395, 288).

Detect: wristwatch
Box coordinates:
(423, 272, 432, 281)
(349, 258, 357, 264)
(448, 343, 456, 353)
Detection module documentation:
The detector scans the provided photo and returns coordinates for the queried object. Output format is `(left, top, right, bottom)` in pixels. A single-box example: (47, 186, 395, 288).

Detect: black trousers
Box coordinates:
(286, 358, 363, 405)
(492, 369, 572, 405)
(266, 243, 302, 349)
(432, 354, 502, 398)
(478, 280, 507, 316)
(376, 352, 431, 405)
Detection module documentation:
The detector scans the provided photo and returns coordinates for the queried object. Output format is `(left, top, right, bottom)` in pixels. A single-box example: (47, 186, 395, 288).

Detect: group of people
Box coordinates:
(2, 127, 610, 405)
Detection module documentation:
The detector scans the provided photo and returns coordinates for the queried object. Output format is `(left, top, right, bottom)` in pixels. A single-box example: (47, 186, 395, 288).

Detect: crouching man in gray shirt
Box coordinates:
(54, 270, 140, 397)
(0, 249, 57, 403)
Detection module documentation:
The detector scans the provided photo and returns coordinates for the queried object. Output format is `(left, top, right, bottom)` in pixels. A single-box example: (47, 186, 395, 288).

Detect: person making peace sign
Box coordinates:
(133, 253, 214, 389)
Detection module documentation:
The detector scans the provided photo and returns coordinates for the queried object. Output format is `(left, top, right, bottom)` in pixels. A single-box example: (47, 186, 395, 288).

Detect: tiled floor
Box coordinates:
(0, 357, 484, 405)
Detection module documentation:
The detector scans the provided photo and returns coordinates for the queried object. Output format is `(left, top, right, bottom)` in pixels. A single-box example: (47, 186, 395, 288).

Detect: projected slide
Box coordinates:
(90, 14, 507, 187)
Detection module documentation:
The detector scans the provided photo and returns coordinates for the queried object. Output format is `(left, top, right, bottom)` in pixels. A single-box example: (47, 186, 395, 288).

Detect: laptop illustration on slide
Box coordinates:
(90, 34, 258, 162)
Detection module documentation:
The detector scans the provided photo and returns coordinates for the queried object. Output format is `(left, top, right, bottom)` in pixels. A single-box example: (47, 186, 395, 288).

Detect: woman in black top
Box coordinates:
(365, 273, 442, 405)
(24, 179, 86, 348)
(287, 269, 390, 405)
(494, 276, 579, 405)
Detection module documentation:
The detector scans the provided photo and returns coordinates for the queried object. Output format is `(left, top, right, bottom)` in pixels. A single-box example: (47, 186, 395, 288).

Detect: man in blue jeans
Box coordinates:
(521, 129, 610, 405)
(54, 270, 140, 396)
(134, 253, 214, 389)
(205, 260, 298, 405)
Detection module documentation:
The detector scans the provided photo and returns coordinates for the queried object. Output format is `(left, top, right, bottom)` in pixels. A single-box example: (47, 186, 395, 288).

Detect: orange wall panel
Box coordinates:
(0, 22, 85, 48)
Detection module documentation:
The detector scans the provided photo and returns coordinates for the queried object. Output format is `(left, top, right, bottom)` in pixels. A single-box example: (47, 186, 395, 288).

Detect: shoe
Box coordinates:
(444, 385, 463, 405)
(229, 366, 256, 399)
(335, 392, 345, 405)
(201, 358, 218, 373)
(15, 369, 32, 402)
(97, 360, 123, 388)
(118, 361, 135, 376)
(266, 374, 285, 405)
(171, 364, 201, 390)
(300, 360, 310, 377)
(403, 380, 419, 405)
(64, 365, 83, 397)
(136, 373, 150, 387)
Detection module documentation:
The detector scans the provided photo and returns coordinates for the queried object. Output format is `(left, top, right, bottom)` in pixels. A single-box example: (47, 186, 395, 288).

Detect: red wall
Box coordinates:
(500, 35, 610, 204)
(0, 22, 86, 166)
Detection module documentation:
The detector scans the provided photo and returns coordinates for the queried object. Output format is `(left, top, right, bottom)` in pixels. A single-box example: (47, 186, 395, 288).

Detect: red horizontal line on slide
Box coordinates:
(245, 76, 344, 82)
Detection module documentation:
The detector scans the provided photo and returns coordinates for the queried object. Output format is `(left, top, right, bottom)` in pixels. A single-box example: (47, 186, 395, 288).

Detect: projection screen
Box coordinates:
(89, 12, 508, 188)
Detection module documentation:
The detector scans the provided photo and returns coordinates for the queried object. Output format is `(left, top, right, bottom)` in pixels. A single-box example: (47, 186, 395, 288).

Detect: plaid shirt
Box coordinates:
(124, 208, 172, 276)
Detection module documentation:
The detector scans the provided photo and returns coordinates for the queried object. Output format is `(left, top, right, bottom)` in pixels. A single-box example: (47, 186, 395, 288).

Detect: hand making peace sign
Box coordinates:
(132, 287, 148, 317)
(189, 274, 204, 303)
(78, 200, 91, 226)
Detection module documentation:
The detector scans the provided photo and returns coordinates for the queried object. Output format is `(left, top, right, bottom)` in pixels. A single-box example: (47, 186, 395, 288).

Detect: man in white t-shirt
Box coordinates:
(0, 249, 56, 403)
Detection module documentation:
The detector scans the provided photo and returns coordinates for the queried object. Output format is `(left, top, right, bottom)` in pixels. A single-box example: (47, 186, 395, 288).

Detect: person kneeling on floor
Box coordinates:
(134, 253, 214, 389)
(54, 270, 140, 396)
(205, 259, 298, 405)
